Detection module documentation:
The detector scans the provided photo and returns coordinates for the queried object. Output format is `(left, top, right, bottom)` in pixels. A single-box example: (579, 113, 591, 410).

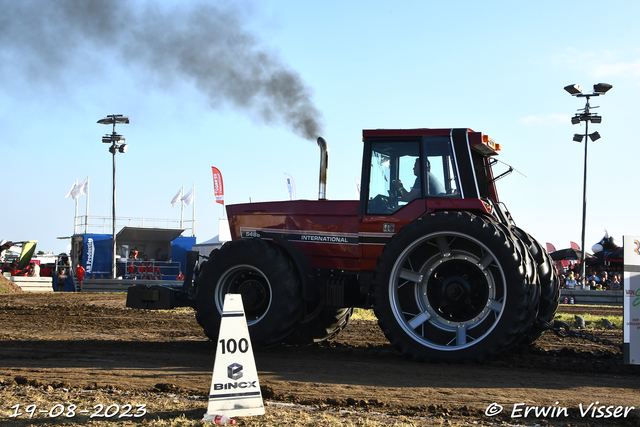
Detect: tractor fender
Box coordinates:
(267, 235, 317, 302)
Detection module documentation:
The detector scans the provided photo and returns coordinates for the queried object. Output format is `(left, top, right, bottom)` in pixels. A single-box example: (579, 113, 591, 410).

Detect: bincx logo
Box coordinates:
(213, 363, 256, 391)
(228, 363, 243, 380)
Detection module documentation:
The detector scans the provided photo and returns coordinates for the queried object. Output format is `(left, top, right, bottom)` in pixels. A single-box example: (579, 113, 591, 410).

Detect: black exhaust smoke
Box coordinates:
(0, 0, 323, 141)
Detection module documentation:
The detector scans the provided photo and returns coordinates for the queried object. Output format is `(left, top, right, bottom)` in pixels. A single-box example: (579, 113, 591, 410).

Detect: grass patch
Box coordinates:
(553, 312, 622, 330)
(351, 308, 377, 321)
(350, 307, 623, 330)
(0, 284, 11, 293)
(166, 307, 196, 315)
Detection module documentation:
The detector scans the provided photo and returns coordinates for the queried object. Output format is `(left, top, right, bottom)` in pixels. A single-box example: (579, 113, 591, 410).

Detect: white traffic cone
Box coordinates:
(203, 293, 265, 422)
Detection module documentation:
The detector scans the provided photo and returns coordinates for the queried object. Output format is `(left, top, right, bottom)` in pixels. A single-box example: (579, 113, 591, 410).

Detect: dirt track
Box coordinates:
(0, 292, 639, 426)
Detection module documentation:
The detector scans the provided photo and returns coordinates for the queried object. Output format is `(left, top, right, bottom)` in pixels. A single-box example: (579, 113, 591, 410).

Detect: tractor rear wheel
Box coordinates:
(194, 238, 303, 349)
(517, 231, 560, 342)
(372, 211, 531, 363)
(286, 302, 353, 345)
(506, 226, 541, 346)
(534, 241, 560, 325)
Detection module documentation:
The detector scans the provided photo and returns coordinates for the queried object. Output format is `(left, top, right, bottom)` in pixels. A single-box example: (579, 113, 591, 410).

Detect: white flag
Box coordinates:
(71, 177, 89, 200)
(284, 173, 296, 201)
(181, 185, 194, 206)
(171, 186, 183, 207)
(64, 180, 78, 199)
(354, 177, 361, 197)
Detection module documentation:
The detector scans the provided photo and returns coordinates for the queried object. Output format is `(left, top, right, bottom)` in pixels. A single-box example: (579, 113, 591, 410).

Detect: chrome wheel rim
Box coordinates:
(388, 232, 507, 351)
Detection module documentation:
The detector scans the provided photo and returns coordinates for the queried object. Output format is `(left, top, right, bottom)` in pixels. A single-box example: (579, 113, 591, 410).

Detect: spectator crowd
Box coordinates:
(559, 265, 623, 291)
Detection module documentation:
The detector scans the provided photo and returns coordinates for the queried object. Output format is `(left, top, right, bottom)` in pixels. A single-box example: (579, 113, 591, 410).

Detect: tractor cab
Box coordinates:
(360, 128, 503, 217)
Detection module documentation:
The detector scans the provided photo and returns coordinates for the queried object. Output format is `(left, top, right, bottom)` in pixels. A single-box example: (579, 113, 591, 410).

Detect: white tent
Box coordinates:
(193, 235, 225, 258)
(193, 219, 231, 258)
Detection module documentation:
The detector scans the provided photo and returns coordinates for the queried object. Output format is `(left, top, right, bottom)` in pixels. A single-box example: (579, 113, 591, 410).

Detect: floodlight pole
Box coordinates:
(111, 125, 117, 279)
(579, 98, 590, 288)
(98, 114, 129, 279)
(565, 84, 611, 287)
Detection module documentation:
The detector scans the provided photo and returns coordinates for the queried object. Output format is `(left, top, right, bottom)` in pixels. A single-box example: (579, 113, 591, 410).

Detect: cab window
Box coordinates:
(367, 141, 420, 214)
(425, 136, 461, 198)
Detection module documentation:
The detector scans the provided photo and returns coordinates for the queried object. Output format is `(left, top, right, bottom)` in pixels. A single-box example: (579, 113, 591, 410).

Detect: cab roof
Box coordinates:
(362, 128, 500, 156)
(363, 128, 467, 138)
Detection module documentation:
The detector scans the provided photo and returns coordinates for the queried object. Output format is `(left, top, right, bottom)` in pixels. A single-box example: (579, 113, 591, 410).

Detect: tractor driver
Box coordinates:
(394, 158, 445, 201)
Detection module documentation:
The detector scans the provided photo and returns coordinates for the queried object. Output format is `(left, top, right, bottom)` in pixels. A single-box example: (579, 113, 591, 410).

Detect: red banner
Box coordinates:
(211, 167, 224, 205)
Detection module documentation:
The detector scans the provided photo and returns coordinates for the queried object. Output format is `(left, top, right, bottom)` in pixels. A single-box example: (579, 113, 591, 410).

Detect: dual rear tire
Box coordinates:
(372, 211, 538, 363)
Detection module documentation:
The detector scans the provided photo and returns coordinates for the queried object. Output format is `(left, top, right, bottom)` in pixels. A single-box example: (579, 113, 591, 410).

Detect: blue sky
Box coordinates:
(1, 0, 639, 256)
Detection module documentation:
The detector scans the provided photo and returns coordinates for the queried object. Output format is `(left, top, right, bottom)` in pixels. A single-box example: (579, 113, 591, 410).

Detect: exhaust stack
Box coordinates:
(317, 137, 328, 200)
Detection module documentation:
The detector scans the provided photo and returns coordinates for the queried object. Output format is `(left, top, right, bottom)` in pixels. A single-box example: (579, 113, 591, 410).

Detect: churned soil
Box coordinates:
(0, 292, 638, 426)
(0, 275, 23, 293)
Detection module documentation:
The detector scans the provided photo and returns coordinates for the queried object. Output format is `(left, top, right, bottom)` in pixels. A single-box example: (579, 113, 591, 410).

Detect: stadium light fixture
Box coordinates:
(97, 115, 130, 125)
(593, 83, 613, 94)
(564, 84, 583, 95)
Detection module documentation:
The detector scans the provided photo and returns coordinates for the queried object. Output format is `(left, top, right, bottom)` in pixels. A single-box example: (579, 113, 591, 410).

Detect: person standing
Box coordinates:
(601, 272, 612, 290)
(57, 269, 68, 292)
(75, 263, 86, 291)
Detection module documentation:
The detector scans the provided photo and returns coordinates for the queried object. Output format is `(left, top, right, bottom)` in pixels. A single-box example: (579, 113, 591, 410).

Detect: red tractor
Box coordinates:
(191, 128, 559, 363)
